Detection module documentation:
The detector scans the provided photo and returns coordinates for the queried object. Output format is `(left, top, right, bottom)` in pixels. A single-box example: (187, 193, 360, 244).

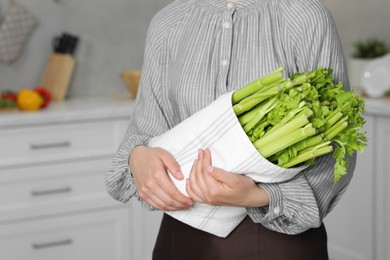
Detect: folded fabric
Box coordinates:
(149, 91, 307, 237)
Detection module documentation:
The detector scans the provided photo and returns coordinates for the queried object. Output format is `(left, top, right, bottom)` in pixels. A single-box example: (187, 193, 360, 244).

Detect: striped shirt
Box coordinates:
(105, 0, 356, 235)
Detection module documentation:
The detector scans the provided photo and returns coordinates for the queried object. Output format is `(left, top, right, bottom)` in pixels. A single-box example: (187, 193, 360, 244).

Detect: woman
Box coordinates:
(106, 0, 356, 259)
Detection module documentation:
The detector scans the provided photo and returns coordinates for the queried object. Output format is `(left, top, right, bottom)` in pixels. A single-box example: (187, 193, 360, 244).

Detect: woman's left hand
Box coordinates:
(186, 148, 269, 208)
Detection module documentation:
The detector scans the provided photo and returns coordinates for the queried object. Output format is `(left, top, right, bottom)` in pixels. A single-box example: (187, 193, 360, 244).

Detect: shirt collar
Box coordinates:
(204, 0, 264, 11)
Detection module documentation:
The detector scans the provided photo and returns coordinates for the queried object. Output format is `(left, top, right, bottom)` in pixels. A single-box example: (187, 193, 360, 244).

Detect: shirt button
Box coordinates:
(227, 3, 234, 9)
(223, 22, 231, 29)
(221, 60, 229, 66)
(273, 206, 280, 215)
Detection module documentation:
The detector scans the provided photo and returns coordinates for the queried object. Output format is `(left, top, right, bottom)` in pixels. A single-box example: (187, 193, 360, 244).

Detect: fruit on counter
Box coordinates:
(34, 87, 51, 108)
(0, 98, 18, 109)
(1, 91, 18, 102)
(1, 88, 52, 111)
(17, 89, 43, 111)
(0, 91, 18, 109)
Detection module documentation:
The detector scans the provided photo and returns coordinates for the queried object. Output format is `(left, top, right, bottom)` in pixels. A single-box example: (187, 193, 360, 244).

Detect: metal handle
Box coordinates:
(32, 238, 73, 250)
(30, 141, 71, 150)
(31, 187, 72, 197)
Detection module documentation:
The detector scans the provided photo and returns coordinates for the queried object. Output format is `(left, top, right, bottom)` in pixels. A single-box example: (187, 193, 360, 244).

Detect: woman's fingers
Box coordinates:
(142, 192, 177, 211)
(152, 186, 191, 210)
(199, 148, 220, 192)
(188, 148, 223, 205)
(153, 170, 193, 206)
(202, 148, 212, 172)
(158, 147, 184, 180)
(140, 174, 192, 210)
(207, 166, 237, 187)
(131, 146, 193, 210)
(186, 178, 204, 203)
(155, 147, 193, 206)
(189, 159, 205, 200)
(194, 149, 208, 192)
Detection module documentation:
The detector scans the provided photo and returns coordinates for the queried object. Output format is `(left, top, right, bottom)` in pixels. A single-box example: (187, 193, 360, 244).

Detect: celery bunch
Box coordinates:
(233, 67, 367, 182)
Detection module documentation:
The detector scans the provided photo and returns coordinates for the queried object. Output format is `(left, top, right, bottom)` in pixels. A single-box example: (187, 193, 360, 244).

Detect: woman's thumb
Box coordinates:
(160, 150, 183, 180)
(207, 166, 234, 186)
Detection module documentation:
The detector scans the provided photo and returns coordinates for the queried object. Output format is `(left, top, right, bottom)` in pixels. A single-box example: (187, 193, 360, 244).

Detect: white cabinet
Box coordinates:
(374, 117, 390, 260)
(0, 120, 125, 167)
(0, 157, 123, 222)
(0, 208, 130, 260)
(325, 114, 374, 260)
(0, 98, 162, 260)
(325, 112, 390, 260)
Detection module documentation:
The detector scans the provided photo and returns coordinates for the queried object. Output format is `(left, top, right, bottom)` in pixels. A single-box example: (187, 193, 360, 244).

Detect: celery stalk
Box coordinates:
(252, 121, 270, 139)
(234, 73, 311, 116)
(253, 110, 312, 149)
(232, 67, 284, 104)
(255, 80, 285, 94)
(258, 124, 317, 158)
(243, 98, 277, 133)
(281, 145, 333, 168)
(291, 74, 309, 87)
(233, 90, 278, 115)
(324, 112, 343, 129)
(263, 106, 309, 138)
(324, 109, 341, 123)
(238, 102, 270, 126)
(325, 122, 348, 140)
(263, 107, 304, 137)
(324, 116, 348, 136)
(324, 102, 349, 123)
(298, 140, 331, 155)
(295, 134, 324, 152)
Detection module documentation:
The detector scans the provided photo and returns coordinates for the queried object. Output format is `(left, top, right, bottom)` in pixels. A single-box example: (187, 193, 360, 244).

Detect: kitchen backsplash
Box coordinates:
(0, 0, 389, 98)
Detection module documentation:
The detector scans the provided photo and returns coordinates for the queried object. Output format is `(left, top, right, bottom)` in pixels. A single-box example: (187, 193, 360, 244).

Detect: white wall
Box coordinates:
(0, 0, 389, 97)
(326, 0, 390, 60)
(0, 0, 171, 97)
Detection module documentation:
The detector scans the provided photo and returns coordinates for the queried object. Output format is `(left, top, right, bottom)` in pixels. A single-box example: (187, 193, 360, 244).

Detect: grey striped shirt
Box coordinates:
(105, 0, 356, 235)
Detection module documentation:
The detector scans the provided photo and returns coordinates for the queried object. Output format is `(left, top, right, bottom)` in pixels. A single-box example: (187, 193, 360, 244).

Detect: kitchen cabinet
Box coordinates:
(325, 98, 390, 260)
(374, 116, 390, 260)
(0, 97, 162, 260)
(0, 208, 130, 260)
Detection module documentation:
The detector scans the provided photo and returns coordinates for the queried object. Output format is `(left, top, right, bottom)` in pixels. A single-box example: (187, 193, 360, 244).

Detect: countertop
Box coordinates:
(1, 94, 389, 129)
(0, 94, 135, 129)
(364, 97, 390, 117)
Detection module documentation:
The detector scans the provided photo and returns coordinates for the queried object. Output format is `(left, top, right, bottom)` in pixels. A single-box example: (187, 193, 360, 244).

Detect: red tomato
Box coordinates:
(34, 87, 51, 108)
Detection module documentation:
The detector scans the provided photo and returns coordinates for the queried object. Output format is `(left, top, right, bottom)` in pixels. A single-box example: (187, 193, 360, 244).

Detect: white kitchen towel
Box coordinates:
(0, 0, 36, 63)
(149, 91, 308, 237)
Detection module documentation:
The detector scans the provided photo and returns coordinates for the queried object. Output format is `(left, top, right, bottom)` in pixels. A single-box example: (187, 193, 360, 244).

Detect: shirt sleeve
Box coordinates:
(105, 18, 170, 205)
(246, 0, 356, 234)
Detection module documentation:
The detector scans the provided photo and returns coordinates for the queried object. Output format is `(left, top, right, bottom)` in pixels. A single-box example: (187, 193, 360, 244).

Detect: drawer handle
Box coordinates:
(32, 238, 73, 250)
(31, 187, 72, 197)
(30, 141, 71, 150)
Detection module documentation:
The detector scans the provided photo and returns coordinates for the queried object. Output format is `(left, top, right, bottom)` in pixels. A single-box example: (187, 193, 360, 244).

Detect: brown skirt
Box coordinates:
(153, 213, 328, 260)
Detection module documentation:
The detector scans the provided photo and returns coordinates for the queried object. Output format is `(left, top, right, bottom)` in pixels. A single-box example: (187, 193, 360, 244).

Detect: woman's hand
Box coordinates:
(129, 146, 193, 211)
(186, 148, 269, 208)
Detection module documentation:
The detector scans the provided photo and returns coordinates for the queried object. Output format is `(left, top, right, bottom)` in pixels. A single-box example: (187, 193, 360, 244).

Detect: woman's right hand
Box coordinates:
(129, 146, 193, 211)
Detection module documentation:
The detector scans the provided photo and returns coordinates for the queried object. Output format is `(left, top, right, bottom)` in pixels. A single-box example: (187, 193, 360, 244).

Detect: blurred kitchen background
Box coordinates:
(0, 0, 389, 260)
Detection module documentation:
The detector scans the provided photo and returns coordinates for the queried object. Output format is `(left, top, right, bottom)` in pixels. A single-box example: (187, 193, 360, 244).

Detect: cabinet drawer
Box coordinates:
(0, 120, 127, 168)
(0, 157, 123, 223)
(0, 208, 130, 260)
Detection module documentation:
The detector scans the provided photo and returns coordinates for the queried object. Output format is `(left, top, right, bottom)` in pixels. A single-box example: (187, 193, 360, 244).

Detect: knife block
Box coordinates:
(39, 54, 76, 101)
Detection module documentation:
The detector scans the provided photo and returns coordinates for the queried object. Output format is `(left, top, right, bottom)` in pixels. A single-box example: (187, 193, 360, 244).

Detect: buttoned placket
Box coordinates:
(216, 4, 236, 97)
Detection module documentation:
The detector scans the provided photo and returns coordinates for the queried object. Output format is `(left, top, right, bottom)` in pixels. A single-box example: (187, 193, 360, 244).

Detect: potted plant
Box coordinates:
(349, 38, 388, 91)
